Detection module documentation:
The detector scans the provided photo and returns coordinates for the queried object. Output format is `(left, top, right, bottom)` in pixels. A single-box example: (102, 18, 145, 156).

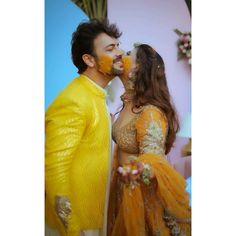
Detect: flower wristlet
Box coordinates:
(141, 163, 152, 185)
(117, 156, 152, 186)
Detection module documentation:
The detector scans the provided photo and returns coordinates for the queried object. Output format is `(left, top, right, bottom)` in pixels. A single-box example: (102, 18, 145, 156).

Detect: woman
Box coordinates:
(107, 44, 191, 236)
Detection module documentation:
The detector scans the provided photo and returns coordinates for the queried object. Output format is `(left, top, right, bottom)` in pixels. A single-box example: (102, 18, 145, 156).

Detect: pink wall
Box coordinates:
(107, 0, 191, 165)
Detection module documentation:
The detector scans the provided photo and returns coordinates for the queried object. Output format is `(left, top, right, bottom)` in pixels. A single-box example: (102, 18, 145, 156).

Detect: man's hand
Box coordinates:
(55, 196, 71, 230)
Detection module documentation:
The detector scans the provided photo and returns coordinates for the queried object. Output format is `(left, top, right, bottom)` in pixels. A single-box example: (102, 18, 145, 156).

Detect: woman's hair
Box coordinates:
(133, 44, 180, 154)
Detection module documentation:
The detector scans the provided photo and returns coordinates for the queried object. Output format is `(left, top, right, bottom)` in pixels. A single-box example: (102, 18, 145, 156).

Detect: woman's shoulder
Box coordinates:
(137, 104, 167, 124)
(140, 104, 164, 115)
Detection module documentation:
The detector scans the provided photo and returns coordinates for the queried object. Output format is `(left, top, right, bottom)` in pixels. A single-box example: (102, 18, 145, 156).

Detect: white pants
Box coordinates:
(80, 229, 101, 236)
(45, 224, 101, 236)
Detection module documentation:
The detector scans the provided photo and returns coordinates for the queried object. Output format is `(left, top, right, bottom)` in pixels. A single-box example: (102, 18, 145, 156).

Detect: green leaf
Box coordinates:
(71, 0, 107, 20)
(174, 28, 183, 36)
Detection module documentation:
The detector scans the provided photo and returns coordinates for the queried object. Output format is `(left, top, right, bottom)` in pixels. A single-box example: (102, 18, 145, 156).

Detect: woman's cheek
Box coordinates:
(122, 56, 132, 79)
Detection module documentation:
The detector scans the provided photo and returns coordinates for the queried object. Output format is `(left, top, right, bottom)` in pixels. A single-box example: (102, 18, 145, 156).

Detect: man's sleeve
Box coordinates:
(45, 100, 86, 204)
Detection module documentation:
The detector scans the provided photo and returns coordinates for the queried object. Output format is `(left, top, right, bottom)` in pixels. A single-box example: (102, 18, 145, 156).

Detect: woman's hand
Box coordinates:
(117, 157, 154, 186)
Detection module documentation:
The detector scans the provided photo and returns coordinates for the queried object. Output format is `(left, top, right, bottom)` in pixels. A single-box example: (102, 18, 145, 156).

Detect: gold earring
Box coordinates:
(127, 74, 136, 90)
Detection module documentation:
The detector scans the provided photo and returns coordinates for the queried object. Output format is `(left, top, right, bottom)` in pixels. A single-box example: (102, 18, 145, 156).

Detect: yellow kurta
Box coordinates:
(45, 75, 111, 236)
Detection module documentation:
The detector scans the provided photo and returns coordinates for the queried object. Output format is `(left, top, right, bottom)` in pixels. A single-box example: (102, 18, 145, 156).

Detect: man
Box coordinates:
(45, 19, 124, 236)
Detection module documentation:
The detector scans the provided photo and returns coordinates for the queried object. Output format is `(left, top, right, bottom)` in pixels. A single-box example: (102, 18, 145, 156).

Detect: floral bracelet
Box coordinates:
(117, 157, 152, 186)
(141, 163, 152, 185)
(117, 165, 139, 176)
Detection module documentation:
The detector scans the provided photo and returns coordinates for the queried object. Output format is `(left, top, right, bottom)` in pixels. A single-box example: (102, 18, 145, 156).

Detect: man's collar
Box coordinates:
(79, 74, 107, 98)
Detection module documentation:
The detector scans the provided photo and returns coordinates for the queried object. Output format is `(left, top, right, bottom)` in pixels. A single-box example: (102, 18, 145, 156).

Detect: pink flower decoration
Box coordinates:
(117, 166, 123, 174)
(132, 169, 139, 175)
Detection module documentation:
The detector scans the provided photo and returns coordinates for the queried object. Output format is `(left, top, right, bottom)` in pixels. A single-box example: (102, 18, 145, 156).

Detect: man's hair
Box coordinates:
(71, 19, 122, 74)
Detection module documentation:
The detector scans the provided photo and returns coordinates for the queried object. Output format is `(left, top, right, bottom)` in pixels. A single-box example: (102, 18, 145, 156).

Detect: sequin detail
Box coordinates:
(112, 115, 139, 154)
(140, 119, 165, 156)
(113, 105, 167, 156)
(55, 195, 71, 230)
(163, 210, 189, 236)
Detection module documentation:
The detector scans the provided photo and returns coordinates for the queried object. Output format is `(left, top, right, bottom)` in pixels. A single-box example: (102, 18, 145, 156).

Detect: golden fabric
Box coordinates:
(45, 75, 111, 236)
(112, 115, 139, 154)
(108, 105, 191, 236)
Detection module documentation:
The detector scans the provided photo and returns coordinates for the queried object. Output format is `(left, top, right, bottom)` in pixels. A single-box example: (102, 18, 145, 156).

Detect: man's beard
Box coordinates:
(111, 66, 123, 76)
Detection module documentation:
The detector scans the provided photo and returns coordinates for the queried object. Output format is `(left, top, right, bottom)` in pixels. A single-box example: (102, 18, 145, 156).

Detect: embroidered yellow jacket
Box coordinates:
(45, 75, 111, 236)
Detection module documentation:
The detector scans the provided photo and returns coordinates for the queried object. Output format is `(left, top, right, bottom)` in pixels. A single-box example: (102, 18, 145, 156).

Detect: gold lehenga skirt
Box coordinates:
(107, 153, 191, 236)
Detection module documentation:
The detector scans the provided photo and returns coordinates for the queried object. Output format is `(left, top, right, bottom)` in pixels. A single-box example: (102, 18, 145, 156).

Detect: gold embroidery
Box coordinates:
(163, 209, 190, 236)
(113, 105, 167, 156)
(112, 116, 139, 154)
(140, 119, 165, 155)
(155, 229, 161, 236)
(55, 196, 71, 230)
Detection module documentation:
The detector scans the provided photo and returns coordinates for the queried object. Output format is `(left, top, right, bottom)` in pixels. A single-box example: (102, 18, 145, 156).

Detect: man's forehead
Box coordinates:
(94, 33, 119, 47)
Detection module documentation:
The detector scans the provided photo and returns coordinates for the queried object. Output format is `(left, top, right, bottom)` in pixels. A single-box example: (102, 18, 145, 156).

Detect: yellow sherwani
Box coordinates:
(45, 75, 111, 236)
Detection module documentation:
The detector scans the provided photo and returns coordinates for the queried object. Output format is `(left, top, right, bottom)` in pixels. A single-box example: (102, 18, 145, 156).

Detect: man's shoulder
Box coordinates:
(46, 77, 90, 113)
(63, 76, 87, 95)
(55, 76, 90, 99)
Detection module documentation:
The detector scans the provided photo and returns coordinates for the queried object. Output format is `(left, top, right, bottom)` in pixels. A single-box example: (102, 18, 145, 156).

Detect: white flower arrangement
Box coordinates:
(174, 29, 191, 65)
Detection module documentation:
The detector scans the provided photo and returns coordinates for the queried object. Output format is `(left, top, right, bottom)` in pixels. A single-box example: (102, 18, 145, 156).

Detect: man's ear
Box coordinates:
(82, 54, 95, 68)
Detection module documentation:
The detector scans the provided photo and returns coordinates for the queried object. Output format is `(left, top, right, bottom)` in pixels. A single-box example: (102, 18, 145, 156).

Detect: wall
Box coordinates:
(45, 0, 88, 109)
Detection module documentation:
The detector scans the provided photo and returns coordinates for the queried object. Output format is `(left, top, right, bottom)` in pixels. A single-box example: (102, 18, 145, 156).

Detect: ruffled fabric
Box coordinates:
(108, 153, 191, 236)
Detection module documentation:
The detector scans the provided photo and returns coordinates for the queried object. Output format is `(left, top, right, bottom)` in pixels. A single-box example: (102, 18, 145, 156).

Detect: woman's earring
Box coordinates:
(127, 72, 136, 90)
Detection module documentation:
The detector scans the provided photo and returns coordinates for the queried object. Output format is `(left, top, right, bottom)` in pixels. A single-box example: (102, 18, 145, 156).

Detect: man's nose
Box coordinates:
(120, 48, 125, 55)
(116, 48, 125, 56)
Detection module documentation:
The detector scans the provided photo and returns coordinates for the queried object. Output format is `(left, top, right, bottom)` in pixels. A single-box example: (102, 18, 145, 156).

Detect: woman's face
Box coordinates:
(122, 48, 138, 80)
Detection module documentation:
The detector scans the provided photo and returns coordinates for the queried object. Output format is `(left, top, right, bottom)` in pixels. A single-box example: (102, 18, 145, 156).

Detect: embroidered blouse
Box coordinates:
(112, 104, 168, 156)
